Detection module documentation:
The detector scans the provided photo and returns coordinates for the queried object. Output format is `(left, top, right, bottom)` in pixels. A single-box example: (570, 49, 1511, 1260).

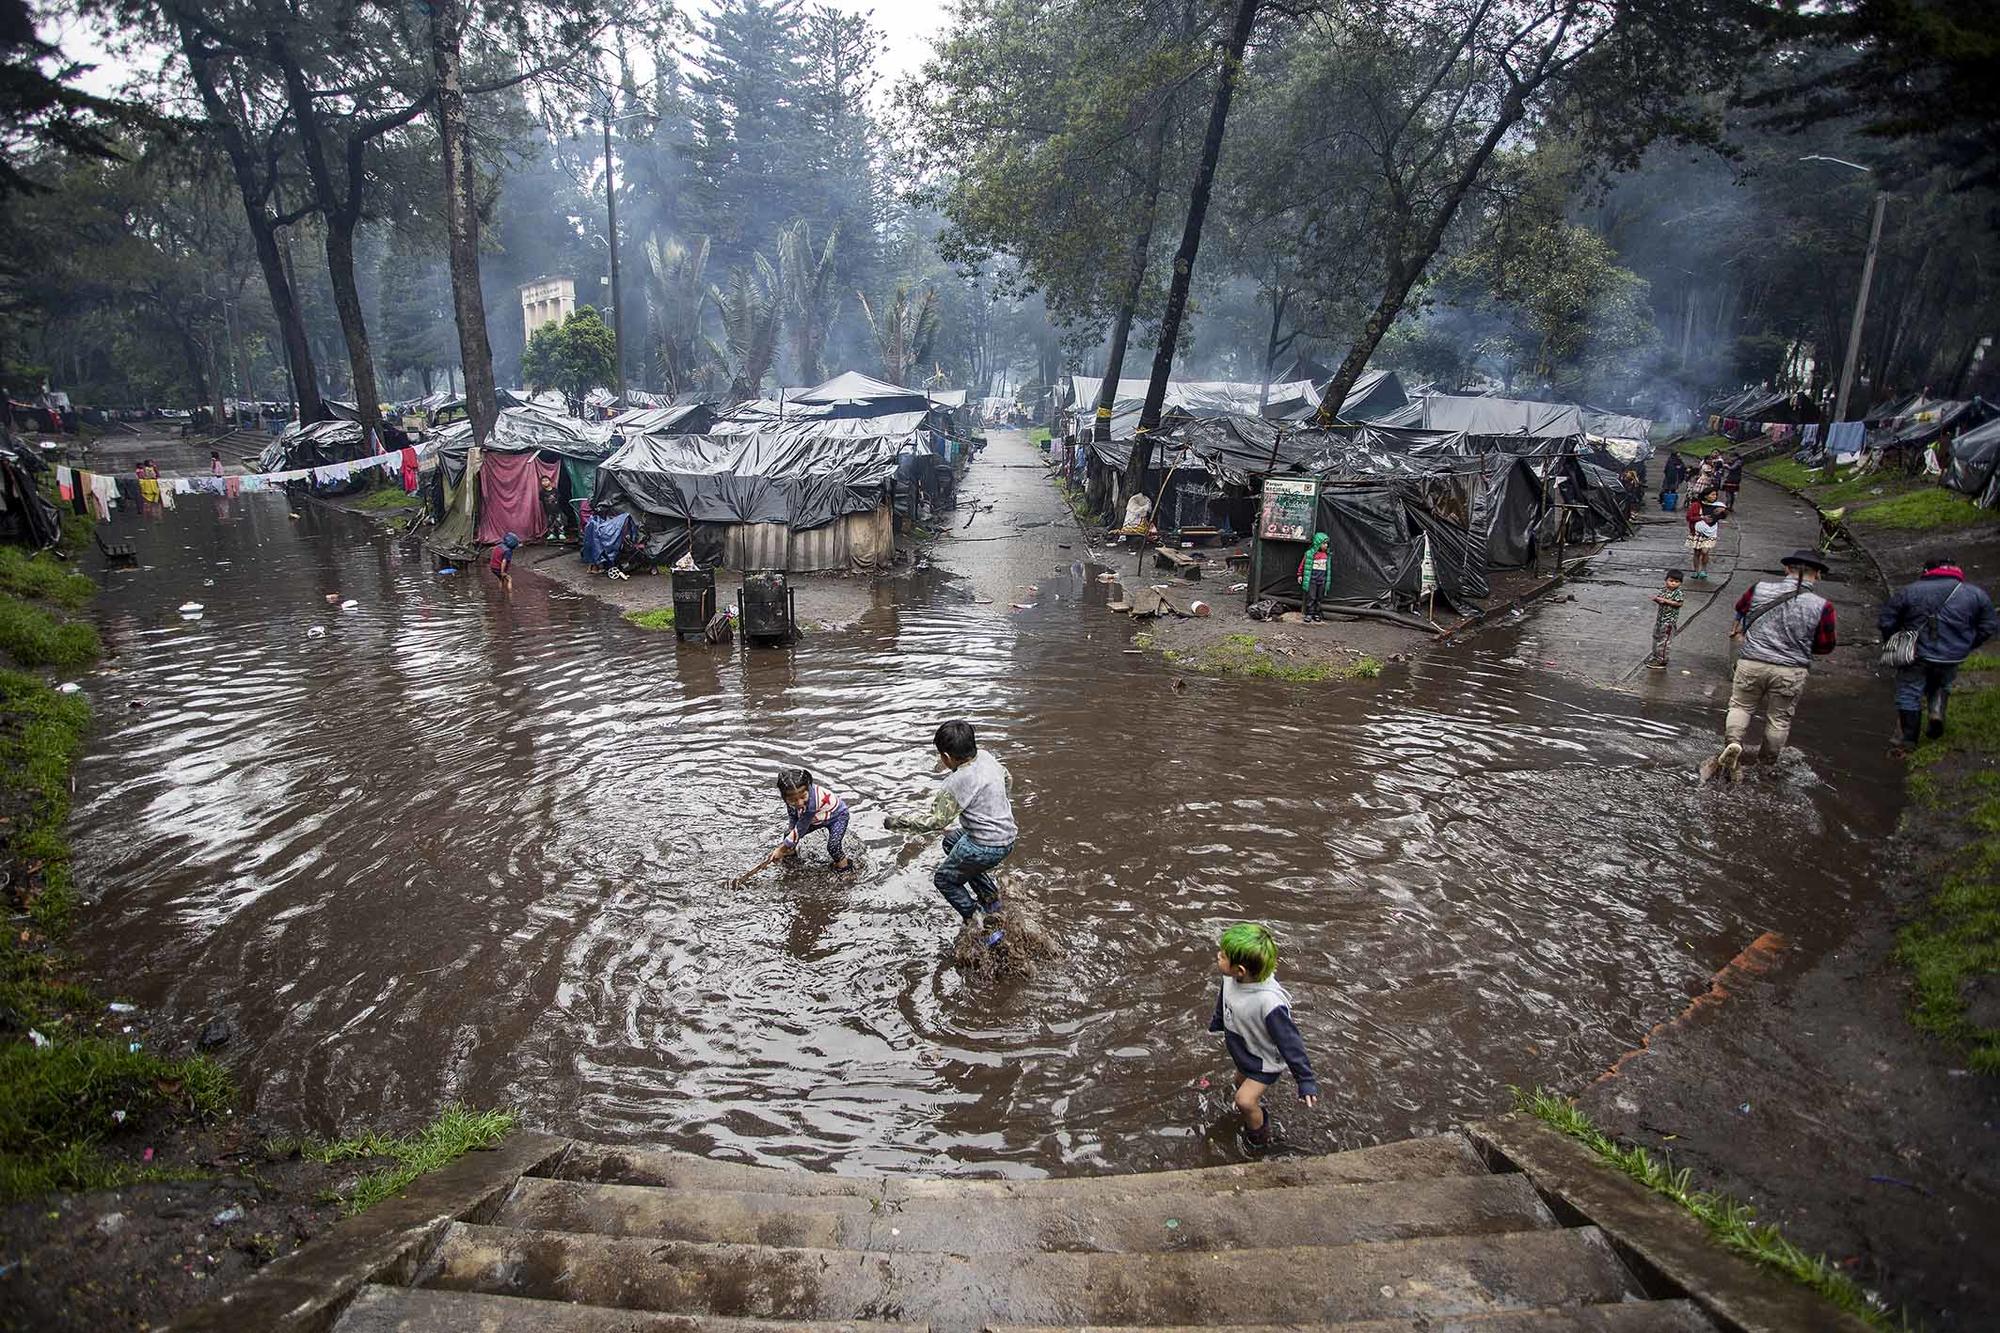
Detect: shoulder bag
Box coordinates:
(1881, 584, 1960, 669)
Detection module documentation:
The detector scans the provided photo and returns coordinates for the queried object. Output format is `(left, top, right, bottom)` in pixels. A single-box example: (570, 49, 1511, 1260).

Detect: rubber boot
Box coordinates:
(1899, 710, 1922, 745)
(1928, 696, 1947, 740)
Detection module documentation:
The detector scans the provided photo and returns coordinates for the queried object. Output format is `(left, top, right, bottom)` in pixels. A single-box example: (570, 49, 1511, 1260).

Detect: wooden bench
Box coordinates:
(94, 528, 136, 561)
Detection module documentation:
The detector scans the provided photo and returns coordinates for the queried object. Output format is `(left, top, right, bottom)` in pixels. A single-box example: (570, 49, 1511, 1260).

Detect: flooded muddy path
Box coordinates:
(69, 456, 1904, 1179)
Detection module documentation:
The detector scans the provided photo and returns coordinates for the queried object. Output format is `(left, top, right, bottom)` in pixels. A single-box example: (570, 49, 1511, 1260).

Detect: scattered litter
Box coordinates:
(178, 602, 204, 614)
(1868, 1175, 1933, 1196)
(211, 1206, 245, 1227)
(1095, 573, 1119, 584)
(287, 512, 301, 520)
(198, 1018, 233, 1049)
(128, 1042, 142, 1053)
(972, 597, 993, 605)
(1228, 582, 1247, 592)
(306, 626, 327, 639)
(126, 700, 143, 710)
(202, 578, 215, 587)
(1188, 600, 1211, 618)
(1010, 603, 1035, 611)
(1122, 649, 1142, 655)
(112, 1109, 126, 1124)
(1196, 1077, 1210, 1089)
(324, 594, 339, 603)
(28, 1028, 48, 1048)
(95, 1213, 127, 1237)
(340, 599, 358, 610)
(1380, 1286, 1396, 1299)
(1164, 1218, 1181, 1229)
(1736, 1102, 1751, 1115)
(107, 1002, 136, 1013)
(435, 566, 457, 575)
(57, 682, 81, 694)
(1058, 543, 1071, 549)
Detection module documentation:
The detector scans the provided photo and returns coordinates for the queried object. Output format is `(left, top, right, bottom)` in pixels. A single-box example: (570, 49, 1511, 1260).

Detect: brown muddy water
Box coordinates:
(71, 494, 1903, 1178)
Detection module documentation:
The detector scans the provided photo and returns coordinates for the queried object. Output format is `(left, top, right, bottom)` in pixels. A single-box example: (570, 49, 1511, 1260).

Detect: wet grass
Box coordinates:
(347, 486, 418, 511)
(1847, 486, 1988, 531)
(0, 547, 95, 609)
(1897, 658, 2000, 1072)
(622, 607, 677, 631)
(1029, 426, 1051, 445)
(0, 669, 92, 932)
(289, 1105, 517, 1213)
(1753, 458, 1825, 491)
(1516, 1090, 1903, 1329)
(0, 597, 100, 668)
(0, 1039, 234, 1202)
(1054, 477, 1099, 525)
(1163, 632, 1382, 683)
(1675, 435, 1732, 458)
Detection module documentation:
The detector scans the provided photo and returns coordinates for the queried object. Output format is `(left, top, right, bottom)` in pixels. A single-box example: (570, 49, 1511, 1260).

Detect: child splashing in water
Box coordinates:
(741, 768, 853, 879)
(1209, 923, 1319, 1150)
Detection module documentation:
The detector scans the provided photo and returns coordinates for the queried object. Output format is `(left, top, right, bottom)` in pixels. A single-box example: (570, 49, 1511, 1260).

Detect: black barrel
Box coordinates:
(670, 565, 716, 641)
(738, 570, 794, 642)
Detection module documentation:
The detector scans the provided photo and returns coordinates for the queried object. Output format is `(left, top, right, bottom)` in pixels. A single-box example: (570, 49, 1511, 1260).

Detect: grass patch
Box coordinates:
(1162, 631, 1381, 683)
(1029, 426, 1052, 445)
(622, 607, 677, 631)
(296, 1105, 517, 1213)
(1807, 471, 1917, 511)
(1054, 477, 1099, 525)
(0, 1037, 234, 1203)
(1847, 486, 1988, 532)
(0, 596, 99, 668)
(0, 669, 91, 933)
(1752, 458, 1824, 491)
(1516, 1089, 1900, 1328)
(1675, 434, 1732, 458)
(1898, 668, 2000, 1071)
(0, 547, 94, 609)
(347, 486, 418, 511)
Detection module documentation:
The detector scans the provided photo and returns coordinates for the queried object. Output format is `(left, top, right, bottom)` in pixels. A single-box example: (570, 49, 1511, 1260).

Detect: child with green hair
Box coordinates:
(1208, 922, 1320, 1148)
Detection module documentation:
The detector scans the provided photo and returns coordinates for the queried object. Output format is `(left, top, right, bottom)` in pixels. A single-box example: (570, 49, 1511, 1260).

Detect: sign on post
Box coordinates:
(1258, 478, 1319, 541)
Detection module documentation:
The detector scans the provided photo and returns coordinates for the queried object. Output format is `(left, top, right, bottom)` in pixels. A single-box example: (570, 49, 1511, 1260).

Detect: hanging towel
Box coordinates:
(227, 475, 243, 497)
(72, 469, 92, 515)
(158, 482, 175, 510)
(1827, 421, 1866, 458)
(89, 474, 117, 519)
(56, 466, 73, 503)
(401, 446, 419, 493)
(1800, 424, 1819, 448)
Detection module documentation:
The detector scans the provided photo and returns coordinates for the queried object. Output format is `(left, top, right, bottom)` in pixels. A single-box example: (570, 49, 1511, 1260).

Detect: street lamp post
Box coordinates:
(1801, 154, 1886, 425)
(595, 110, 624, 407)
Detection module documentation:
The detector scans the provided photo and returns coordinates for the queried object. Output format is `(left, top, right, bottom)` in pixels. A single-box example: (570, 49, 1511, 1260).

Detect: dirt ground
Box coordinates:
(1573, 479, 2000, 1330)
(0, 1120, 382, 1333)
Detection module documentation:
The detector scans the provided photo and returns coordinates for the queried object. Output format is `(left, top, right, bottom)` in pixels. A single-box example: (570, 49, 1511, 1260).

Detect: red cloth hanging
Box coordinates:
(475, 453, 559, 544)
(400, 446, 418, 494)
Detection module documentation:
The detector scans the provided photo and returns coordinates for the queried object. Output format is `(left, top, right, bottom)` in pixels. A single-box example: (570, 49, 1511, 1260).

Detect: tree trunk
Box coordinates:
(1258, 284, 1290, 413)
(1316, 89, 1528, 424)
(427, 0, 497, 521)
(1128, 0, 1259, 493)
(1092, 102, 1173, 447)
(176, 19, 325, 423)
(273, 39, 382, 431)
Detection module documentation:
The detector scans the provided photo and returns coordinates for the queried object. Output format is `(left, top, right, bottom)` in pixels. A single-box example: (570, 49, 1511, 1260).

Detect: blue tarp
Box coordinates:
(582, 512, 633, 566)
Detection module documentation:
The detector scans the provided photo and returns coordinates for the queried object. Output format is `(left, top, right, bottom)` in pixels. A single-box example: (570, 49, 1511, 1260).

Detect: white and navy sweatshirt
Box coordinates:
(1209, 975, 1319, 1097)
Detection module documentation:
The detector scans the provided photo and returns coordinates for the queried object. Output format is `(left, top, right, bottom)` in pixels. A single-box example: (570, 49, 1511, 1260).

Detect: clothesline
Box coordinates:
(55, 447, 422, 521)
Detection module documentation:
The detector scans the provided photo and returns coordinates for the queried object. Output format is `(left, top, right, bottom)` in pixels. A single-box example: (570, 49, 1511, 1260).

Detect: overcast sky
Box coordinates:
(48, 1, 944, 103)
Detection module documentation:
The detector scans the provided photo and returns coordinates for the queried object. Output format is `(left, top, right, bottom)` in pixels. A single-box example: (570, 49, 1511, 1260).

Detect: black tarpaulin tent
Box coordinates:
(1946, 417, 2000, 508)
(1249, 481, 1489, 614)
(1371, 393, 1586, 439)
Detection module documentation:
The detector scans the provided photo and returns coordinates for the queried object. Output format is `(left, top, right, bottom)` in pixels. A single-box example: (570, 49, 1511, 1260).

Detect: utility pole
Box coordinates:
(599, 111, 625, 407)
(1801, 155, 1885, 425)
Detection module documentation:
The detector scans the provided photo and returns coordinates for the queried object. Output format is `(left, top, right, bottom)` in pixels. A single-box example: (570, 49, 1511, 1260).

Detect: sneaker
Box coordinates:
(1243, 1118, 1273, 1149)
(832, 857, 855, 875)
(983, 928, 1005, 949)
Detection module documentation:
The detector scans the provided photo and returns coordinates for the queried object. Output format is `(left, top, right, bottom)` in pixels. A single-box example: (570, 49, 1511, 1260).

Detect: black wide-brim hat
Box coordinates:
(1780, 549, 1830, 574)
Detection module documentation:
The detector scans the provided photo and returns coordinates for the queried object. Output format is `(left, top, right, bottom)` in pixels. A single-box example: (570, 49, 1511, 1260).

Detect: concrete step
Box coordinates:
(549, 1134, 1484, 1202)
(489, 1170, 1558, 1253)
(990, 1303, 1718, 1332)
(416, 1222, 1644, 1328)
(333, 1284, 925, 1332)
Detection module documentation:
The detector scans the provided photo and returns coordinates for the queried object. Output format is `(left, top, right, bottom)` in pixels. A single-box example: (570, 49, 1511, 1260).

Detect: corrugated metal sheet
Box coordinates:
(721, 506, 893, 573)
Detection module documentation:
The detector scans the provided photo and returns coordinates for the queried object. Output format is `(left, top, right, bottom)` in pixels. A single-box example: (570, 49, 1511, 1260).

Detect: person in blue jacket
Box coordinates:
(1879, 554, 1998, 751)
(1209, 922, 1319, 1150)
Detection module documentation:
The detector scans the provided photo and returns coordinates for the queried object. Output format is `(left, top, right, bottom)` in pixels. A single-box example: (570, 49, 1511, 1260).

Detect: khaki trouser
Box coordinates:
(1725, 658, 1810, 756)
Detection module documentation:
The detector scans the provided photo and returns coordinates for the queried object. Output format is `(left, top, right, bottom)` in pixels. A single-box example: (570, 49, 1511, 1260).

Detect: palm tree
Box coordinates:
(858, 283, 939, 387)
(642, 233, 716, 397)
(777, 221, 840, 386)
(710, 254, 784, 405)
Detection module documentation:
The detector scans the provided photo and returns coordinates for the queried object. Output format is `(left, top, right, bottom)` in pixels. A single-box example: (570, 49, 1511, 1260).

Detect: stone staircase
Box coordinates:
(174, 1116, 1865, 1333)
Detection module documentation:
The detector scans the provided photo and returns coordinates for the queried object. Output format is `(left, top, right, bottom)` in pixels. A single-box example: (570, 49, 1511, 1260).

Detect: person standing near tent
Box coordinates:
(1720, 452, 1745, 510)
(1878, 555, 1998, 753)
(1296, 532, 1332, 623)
(1706, 550, 1837, 781)
(1661, 452, 1686, 511)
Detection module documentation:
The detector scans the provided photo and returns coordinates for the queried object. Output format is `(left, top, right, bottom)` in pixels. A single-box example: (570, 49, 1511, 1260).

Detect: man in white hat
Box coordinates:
(1708, 549, 1838, 780)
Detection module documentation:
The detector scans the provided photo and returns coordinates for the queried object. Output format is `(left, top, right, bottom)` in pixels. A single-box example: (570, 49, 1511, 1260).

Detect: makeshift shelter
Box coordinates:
(593, 431, 899, 571)
(1372, 393, 1586, 440)
(442, 406, 616, 543)
(1945, 417, 2000, 508)
(609, 402, 718, 436)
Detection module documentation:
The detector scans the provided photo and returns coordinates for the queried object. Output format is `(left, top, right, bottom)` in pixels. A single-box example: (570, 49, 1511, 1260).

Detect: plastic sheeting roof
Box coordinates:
(790, 371, 932, 408)
(610, 402, 717, 435)
(1068, 375, 1324, 421)
(597, 431, 903, 529)
(1372, 394, 1585, 438)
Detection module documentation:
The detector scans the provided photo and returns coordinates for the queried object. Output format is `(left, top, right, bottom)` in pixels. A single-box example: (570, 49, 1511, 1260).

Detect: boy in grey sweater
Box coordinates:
(886, 720, 1019, 947)
(1209, 922, 1320, 1148)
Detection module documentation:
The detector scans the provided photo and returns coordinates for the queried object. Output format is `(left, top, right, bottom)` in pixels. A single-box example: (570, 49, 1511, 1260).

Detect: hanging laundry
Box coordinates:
(56, 466, 73, 503)
(158, 483, 175, 511)
(1826, 420, 1866, 458)
(1800, 424, 1819, 449)
(401, 446, 419, 493)
(226, 475, 243, 497)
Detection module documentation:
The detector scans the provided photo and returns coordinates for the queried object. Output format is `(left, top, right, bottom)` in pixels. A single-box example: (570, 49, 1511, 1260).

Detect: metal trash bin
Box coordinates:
(671, 565, 716, 642)
(737, 570, 795, 643)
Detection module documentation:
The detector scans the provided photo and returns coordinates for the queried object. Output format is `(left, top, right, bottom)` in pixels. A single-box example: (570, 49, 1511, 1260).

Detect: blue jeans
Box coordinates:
(934, 829, 1011, 920)
(1895, 661, 1959, 715)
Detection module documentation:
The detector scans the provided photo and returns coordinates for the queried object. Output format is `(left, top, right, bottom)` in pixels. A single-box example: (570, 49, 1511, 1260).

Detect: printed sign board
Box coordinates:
(1258, 478, 1319, 542)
